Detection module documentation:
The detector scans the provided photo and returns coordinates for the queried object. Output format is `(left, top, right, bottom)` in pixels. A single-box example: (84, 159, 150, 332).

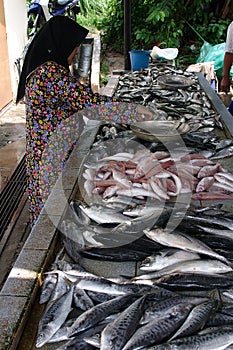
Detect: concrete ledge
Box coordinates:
(0, 122, 100, 350)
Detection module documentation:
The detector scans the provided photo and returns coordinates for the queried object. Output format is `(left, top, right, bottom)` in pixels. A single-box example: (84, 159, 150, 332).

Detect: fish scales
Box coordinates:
(169, 300, 219, 341)
(144, 227, 231, 265)
(68, 294, 134, 337)
(122, 303, 191, 350)
(140, 295, 208, 325)
(135, 259, 233, 281)
(100, 294, 147, 350)
(36, 285, 74, 348)
(155, 273, 233, 291)
(148, 326, 233, 350)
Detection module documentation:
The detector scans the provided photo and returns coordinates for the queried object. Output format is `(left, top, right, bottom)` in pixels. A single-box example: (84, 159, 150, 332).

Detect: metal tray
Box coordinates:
(157, 74, 194, 90)
(131, 120, 190, 142)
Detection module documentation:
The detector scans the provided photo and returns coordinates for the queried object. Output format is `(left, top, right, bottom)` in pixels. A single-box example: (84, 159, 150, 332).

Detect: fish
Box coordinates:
(195, 225, 233, 241)
(73, 284, 95, 310)
(143, 227, 231, 265)
(168, 299, 219, 341)
(67, 294, 134, 337)
(98, 152, 134, 162)
(122, 303, 192, 350)
(140, 295, 207, 325)
(205, 312, 233, 327)
(211, 145, 233, 160)
(155, 273, 233, 291)
(195, 176, 215, 192)
(191, 191, 233, 200)
(36, 284, 74, 348)
(79, 203, 131, 224)
(135, 259, 233, 281)
(148, 326, 233, 350)
(100, 294, 147, 350)
(184, 213, 233, 231)
(39, 271, 58, 305)
(139, 248, 200, 272)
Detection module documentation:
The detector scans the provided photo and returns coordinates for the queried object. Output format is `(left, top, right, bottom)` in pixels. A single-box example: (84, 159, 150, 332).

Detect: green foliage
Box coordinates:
(77, 0, 230, 67)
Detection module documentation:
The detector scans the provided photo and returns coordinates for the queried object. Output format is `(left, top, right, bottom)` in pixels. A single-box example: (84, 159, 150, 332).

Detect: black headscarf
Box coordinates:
(16, 16, 88, 103)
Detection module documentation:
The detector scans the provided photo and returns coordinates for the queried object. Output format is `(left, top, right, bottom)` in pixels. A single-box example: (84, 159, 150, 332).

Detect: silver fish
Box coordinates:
(140, 248, 200, 272)
(211, 145, 233, 160)
(140, 295, 207, 325)
(100, 294, 147, 350)
(184, 213, 233, 231)
(67, 294, 134, 337)
(169, 300, 218, 341)
(36, 284, 74, 348)
(79, 203, 131, 224)
(73, 284, 95, 311)
(144, 227, 230, 265)
(149, 326, 233, 349)
(135, 259, 233, 281)
(122, 303, 191, 350)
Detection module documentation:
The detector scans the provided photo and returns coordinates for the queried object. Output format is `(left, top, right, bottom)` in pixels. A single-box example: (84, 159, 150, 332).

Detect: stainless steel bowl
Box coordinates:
(131, 120, 190, 142)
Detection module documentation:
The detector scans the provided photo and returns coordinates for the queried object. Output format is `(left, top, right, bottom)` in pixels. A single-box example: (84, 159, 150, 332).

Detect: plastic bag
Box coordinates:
(197, 41, 233, 77)
(150, 46, 178, 60)
(196, 41, 213, 63)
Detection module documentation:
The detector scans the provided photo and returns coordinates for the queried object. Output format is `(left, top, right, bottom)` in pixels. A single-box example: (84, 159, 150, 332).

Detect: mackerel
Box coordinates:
(122, 303, 191, 350)
(148, 326, 233, 349)
(140, 295, 207, 325)
(36, 284, 74, 348)
(100, 294, 147, 350)
(68, 294, 134, 337)
(169, 299, 218, 341)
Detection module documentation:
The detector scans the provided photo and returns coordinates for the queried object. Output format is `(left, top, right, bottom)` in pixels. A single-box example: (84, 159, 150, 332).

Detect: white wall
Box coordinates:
(3, 0, 27, 101)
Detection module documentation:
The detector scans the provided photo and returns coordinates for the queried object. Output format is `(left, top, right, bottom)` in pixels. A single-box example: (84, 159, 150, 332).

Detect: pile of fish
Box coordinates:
(36, 231, 233, 349)
(35, 186, 233, 349)
(82, 148, 233, 202)
(113, 66, 222, 132)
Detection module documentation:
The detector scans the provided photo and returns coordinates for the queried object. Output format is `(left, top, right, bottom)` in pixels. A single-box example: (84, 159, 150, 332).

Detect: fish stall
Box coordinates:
(4, 62, 233, 350)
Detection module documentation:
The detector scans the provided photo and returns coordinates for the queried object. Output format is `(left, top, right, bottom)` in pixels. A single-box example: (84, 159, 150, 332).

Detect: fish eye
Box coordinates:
(142, 257, 150, 264)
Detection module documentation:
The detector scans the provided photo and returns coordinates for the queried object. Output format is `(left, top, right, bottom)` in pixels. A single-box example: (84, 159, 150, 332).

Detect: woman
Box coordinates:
(16, 16, 151, 226)
(220, 21, 233, 93)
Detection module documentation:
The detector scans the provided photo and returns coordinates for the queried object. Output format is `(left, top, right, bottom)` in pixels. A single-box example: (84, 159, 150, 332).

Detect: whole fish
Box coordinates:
(140, 295, 207, 325)
(100, 294, 147, 350)
(169, 299, 219, 341)
(49, 314, 118, 344)
(155, 273, 233, 291)
(67, 294, 134, 337)
(80, 246, 149, 262)
(195, 225, 233, 240)
(122, 303, 191, 350)
(211, 145, 233, 160)
(144, 227, 230, 265)
(139, 248, 200, 272)
(184, 213, 233, 230)
(135, 259, 233, 281)
(148, 326, 233, 349)
(36, 284, 74, 348)
(79, 203, 131, 224)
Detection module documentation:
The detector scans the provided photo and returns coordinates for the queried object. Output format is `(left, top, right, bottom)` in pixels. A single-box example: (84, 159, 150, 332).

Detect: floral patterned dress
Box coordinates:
(25, 61, 151, 225)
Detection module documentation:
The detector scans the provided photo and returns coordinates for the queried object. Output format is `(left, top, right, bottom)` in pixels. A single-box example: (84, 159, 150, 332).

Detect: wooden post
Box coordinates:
(124, 0, 131, 70)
